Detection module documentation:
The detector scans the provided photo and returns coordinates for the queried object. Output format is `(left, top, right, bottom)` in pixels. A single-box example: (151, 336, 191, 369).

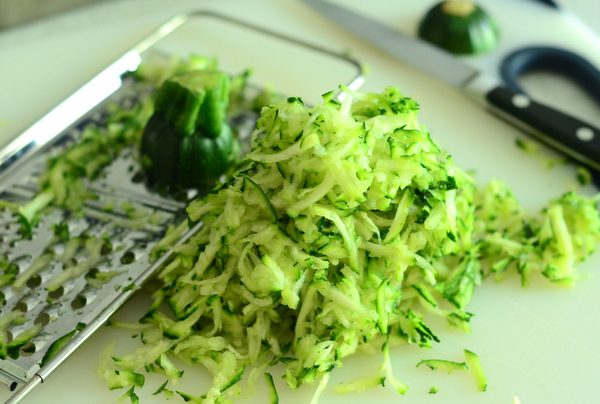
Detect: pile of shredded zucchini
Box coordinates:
(98, 85, 600, 403)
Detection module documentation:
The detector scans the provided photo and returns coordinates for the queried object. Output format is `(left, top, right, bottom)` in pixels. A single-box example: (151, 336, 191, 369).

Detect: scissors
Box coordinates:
(500, 46, 600, 106)
(301, 0, 600, 173)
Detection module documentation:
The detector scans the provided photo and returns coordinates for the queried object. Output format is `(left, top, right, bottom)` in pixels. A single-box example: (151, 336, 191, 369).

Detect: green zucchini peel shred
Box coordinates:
(417, 358, 468, 374)
(464, 349, 487, 392)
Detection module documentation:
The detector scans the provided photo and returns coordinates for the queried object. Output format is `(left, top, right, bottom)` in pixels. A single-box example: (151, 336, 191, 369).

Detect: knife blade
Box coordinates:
(301, 0, 600, 172)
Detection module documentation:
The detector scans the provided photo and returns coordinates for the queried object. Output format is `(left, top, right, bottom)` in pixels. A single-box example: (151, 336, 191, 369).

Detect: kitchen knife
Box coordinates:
(301, 0, 600, 171)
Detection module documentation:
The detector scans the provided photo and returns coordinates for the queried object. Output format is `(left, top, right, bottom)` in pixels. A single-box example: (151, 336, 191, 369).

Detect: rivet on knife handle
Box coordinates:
(486, 86, 600, 171)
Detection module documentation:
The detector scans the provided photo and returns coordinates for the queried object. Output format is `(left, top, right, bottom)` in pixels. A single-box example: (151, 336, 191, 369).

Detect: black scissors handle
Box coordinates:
(486, 46, 600, 171)
(535, 0, 559, 8)
(500, 46, 600, 103)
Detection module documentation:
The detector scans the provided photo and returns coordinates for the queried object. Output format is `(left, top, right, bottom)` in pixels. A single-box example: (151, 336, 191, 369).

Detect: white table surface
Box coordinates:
(1, 1, 600, 403)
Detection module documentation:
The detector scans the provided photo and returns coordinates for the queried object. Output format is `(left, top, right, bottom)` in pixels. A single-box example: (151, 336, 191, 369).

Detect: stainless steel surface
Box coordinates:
(3, 219, 204, 404)
(0, 75, 189, 389)
(300, 0, 479, 89)
(0, 10, 365, 402)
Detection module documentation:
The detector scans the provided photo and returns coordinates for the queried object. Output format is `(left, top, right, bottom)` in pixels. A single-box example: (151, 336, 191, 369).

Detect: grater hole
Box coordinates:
(14, 301, 27, 313)
(101, 241, 113, 255)
(63, 258, 77, 268)
(85, 268, 101, 286)
(8, 262, 20, 273)
(86, 268, 99, 278)
(71, 287, 99, 310)
(10, 256, 30, 278)
(47, 286, 64, 300)
(120, 250, 136, 265)
(71, 295, 87, 309)
(35, 313, 51, 327)
(131, 170, 145, 184)
(19, 342, 36, 357)
(26, 275, 42, 289)
(0, 288, 14, 306)
(12, 254, 31, 267)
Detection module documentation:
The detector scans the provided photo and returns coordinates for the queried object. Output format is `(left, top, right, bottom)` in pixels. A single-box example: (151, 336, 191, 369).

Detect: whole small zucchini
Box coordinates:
(418, 1, 499, 55)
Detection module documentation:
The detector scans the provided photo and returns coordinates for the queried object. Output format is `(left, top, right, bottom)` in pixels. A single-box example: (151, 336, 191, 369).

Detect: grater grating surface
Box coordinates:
(0, 76, 190, 389)
(0, 10, 365, 402)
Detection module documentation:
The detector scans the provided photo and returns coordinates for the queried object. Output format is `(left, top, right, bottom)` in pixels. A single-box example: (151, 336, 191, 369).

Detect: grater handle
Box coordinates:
(4, 376, 42, 404)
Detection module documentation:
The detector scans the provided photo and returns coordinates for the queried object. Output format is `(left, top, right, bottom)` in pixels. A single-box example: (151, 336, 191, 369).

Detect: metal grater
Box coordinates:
(0, 75, 193, 395)
(0, 10, 364, 402)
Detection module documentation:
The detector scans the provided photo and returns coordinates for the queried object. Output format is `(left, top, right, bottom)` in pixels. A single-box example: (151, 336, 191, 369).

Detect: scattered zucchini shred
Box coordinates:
(576, 165, 593, 186)
(416, 358, 468, 374)
(515, 138, 569, 170)
(464, 349, 487, 392)
(264, 372, 279, 404)
(333, 374, 386, 395)
(97, 83, 600, 403)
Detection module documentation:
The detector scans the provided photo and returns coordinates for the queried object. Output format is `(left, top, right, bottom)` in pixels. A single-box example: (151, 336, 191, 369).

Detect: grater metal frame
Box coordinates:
(0, 10, 365, 403)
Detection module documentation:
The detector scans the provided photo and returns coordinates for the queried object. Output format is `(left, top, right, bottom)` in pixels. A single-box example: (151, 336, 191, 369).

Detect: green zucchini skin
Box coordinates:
(140, 113, 182, 187)
(177, 123, 238, 187)
(140, 70, 240, 190)
(418, 1, 499, 55)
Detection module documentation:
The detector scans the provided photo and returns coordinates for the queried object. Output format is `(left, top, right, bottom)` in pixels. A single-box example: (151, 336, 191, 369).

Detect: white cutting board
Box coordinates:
(1, 0, 600, 403)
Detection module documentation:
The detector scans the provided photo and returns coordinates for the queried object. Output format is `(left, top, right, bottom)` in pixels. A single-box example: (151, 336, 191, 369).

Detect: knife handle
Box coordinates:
(486, 86, 600, 171)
